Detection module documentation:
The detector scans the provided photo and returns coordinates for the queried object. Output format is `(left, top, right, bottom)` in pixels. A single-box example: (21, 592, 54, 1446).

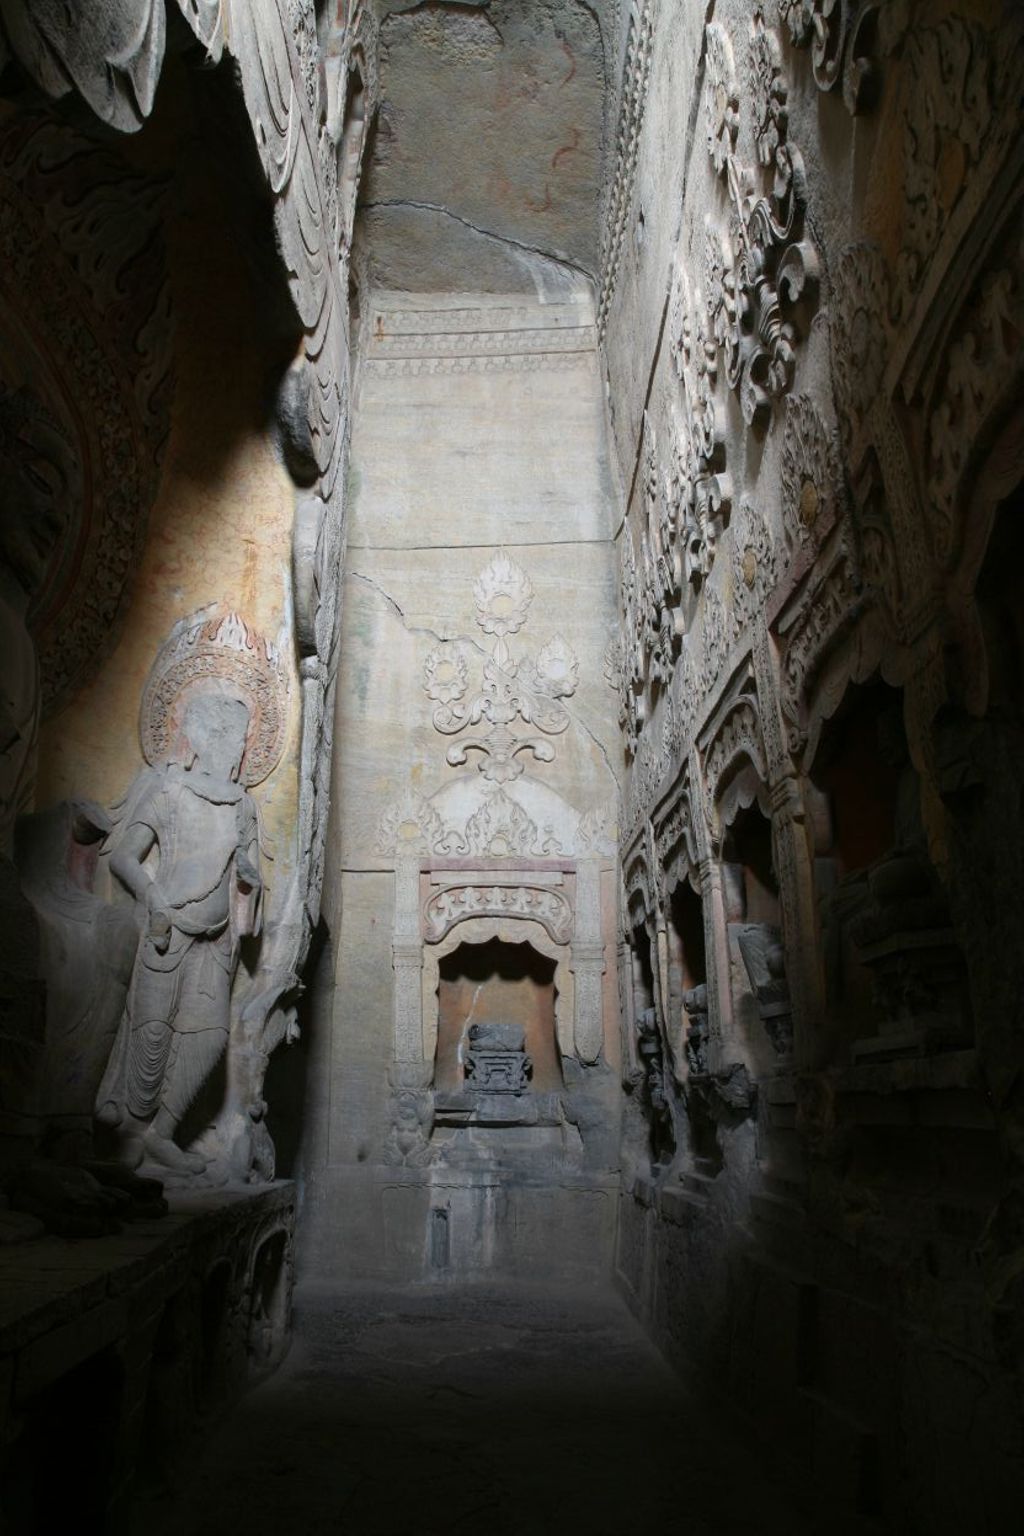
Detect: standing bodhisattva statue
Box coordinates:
(97, 689, 263, 1175)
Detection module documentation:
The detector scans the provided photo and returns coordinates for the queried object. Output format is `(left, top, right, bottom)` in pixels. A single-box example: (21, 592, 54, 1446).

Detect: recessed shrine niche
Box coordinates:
(668, 880, 707, 1074)
(435, 937, 561, 1097)
(667, 879, 720, 1172)
(627, 919, 679, 1175)
(421, 909, 580, 1167)
(811, 678, 971, 1063)
(723, 803, 792, 1070)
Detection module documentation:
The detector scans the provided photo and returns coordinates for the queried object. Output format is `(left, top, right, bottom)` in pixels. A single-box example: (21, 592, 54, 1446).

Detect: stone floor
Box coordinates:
(133, 1281, 857, 1536)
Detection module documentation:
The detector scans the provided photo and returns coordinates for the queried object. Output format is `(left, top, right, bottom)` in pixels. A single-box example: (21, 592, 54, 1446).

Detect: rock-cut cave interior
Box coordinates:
(0, 2, 1022, 1533)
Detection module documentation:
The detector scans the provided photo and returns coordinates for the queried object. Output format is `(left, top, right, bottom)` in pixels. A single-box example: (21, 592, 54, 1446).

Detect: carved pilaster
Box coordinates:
(698, 856, 732, 1066)
(752, 617, 824, 1065)
(392, 856, 424, 1065)
(572, 858, 606, 1063)
(768, 776, 823, 1069)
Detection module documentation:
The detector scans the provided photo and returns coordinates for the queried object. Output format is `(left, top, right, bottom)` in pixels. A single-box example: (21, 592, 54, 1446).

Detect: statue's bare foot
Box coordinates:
(117, 1130, 146, 1171)
(141, 1130, 206, 1175)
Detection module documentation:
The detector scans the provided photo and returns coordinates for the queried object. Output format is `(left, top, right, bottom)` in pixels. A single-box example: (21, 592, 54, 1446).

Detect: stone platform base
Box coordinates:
(0, 1182, 295, 1533)
(304, 1165, 617, 1284)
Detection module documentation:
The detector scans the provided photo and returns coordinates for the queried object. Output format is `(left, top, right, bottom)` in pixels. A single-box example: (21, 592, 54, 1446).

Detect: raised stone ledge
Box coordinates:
(0, 1183, 294, 1360)
(0, 1183, 296, 1521)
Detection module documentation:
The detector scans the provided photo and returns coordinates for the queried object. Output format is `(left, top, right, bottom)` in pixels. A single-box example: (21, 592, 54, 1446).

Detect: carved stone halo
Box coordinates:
(139, 609, 289, 786)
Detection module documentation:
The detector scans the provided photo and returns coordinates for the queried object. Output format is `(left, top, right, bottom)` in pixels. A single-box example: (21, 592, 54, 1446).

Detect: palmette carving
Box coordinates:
(705, 23, 739, 177)
(454, 792, 562, 860)
(426, 553, 579, 783)
(780, 394, 841, 560)
(731, 498, 778, 637)
(830, 241, 890, 452)
(749, 7, 789, 166)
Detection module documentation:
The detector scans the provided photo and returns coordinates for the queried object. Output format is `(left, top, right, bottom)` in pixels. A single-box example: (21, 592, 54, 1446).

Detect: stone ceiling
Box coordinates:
(357, 0, 610, 295)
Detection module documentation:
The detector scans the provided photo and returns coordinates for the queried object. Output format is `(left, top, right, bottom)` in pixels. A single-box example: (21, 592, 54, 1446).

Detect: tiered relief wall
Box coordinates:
(303, 291, 624, 1282)
(601, 2, 1023, 1529)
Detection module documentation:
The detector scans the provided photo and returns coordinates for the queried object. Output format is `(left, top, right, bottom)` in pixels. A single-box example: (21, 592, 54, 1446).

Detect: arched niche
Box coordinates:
(434, 936, 562, 1095)
(423, 915, 574, 1065)
(247, 1228, 291, 1375)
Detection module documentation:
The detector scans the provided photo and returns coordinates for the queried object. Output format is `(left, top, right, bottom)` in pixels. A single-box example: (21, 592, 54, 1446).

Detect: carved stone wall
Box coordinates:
(305, 292, 622, 1282)
(0, 3, 379, 1184)
(602, 2, 1024, 1529)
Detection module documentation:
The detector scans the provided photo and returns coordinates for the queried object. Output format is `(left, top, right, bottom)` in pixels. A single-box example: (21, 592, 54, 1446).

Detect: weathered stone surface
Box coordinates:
(301, 289, 621, 1278)
(362, 0, 608, 291)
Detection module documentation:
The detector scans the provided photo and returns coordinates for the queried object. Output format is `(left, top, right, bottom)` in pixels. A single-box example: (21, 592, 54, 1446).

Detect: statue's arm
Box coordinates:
(236, 797, 262, 892)
(110, 820, 173, 948)
(109, 821, 158, 903)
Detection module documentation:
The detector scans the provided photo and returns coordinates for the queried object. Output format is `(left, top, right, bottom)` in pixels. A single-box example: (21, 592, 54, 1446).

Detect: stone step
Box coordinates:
(693, 1156, 720, 1177)
(657, 1185, 709, 1226)
(749, 1189, 807, 1233)
(759, 1170, 807, 1204)
(678, 1166, 718, 1197)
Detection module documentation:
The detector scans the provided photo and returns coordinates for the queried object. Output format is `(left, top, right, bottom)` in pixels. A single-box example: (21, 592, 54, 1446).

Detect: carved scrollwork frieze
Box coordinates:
(597, 0, 655, 339)
(424, 885, 574, 947)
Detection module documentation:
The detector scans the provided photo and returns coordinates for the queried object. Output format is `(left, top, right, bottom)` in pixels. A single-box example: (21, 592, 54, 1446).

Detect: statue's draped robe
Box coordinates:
(98, 767, 261, 1124)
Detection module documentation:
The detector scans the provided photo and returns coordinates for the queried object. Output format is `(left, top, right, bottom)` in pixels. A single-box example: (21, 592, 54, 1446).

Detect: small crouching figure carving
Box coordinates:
(96, 690, 263, 1177)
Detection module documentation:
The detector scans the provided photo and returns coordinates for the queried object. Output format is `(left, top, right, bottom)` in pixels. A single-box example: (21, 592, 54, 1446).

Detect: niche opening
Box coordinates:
(435, 937, 561, 1093)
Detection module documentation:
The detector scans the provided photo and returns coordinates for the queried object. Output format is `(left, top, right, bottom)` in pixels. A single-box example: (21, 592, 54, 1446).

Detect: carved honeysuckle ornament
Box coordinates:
(422, 552, 580, 783)
(705, 23, 739, 177)
(777, 0, 890, 109)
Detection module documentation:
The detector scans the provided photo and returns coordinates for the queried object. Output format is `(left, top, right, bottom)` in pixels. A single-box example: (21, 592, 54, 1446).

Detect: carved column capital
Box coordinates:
(570, 942, 606, 968)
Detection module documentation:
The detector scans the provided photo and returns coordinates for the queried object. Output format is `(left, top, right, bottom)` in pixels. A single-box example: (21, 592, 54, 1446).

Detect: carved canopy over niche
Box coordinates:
(0, 112, 173, 713)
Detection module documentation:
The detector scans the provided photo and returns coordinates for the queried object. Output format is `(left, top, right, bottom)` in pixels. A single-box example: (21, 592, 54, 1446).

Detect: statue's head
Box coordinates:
(181, 691, 251, 782)
(0, 385, 73, 603)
